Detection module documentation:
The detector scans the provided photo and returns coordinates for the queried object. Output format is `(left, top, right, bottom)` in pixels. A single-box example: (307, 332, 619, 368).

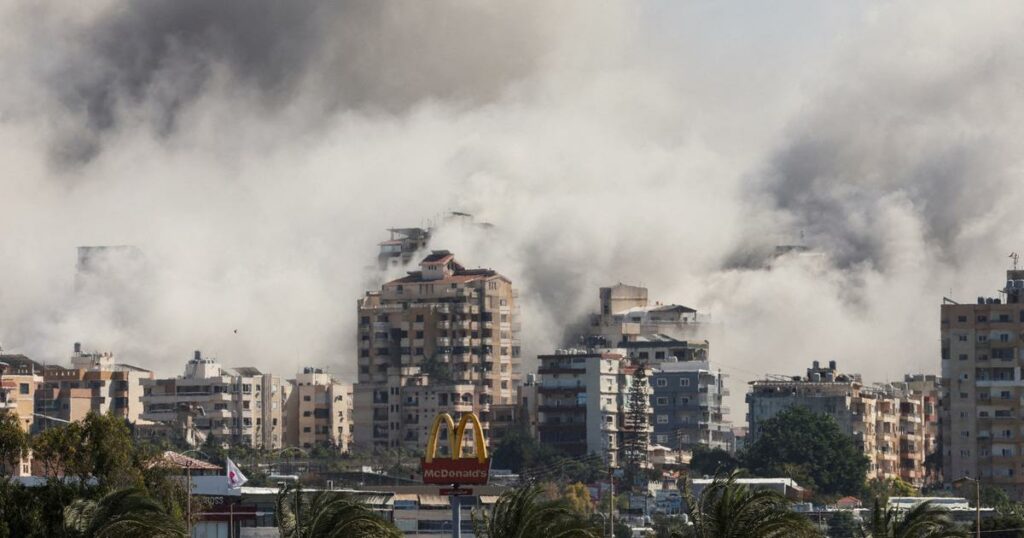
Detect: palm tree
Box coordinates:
(682, 471, 819, 538)
(276, 483, 401, 538)
(858, 497, 968, 538)
(472, 483, 599, 538)
(64, 487, 187, 538)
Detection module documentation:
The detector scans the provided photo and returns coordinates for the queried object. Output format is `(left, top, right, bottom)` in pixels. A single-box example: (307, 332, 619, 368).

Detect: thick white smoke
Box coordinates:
(1, 1, 1022, 418)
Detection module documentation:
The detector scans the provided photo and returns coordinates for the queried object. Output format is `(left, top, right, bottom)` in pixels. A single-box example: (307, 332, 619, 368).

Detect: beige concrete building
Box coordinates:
(588, 283, 706, 346)
(285, 368, 353, 451)
(0, 354, 44, 431)
(140, 351, 287, 448)
(34, 343, 153, 431)
(354, 250, 520, 452)
(535, 349, 653, 467)
(747, 361, 932, 486)
(941, 269, 1024, 497)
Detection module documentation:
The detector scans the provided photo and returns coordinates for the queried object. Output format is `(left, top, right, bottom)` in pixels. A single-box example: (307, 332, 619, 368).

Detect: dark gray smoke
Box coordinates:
(37, 0, 549, 164)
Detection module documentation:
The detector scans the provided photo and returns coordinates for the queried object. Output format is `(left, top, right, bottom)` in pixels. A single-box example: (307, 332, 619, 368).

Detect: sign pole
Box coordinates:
(451, 489, 461, 538)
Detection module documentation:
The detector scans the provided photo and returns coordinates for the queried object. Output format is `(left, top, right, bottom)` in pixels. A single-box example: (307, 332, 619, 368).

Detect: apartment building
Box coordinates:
(285, 368, 353, 452)
(587, 283, 705, 345)
(378, 228, 430, 270)
(649, 360, 731, 451)
(0, 354, 44, 431)
(535, 349, 652, 466)
(354, 251, 520, 452)
(34, 343, 153, 430)
(941, 269, 1024, 497)
(140, 351, 287, 448)
(618, 335, 731, 451)
(747, 361, 931, 486)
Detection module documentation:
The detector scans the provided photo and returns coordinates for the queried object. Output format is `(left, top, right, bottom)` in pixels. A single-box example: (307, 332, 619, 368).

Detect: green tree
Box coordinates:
(472, 483, 598, 538)
(562, 482, 594, 517)
(276, 484, 401, 538)
(689, 446, 740, 478)
(742, 406, 869, 496)
(857, 497, 967, 537)
(33, 412, 140, 489)
(0, 413, 28, 473)
(492, 426, 562, 474)
(864, 478, 918, 502)
(63, 487, 187, 538)
(622, 366, 650, 486)
(682, 471, 818, 538)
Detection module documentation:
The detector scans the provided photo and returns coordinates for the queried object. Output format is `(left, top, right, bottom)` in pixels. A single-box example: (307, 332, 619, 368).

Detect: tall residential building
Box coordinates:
(0, 355, 44, 431)
(747, 361, 932, 486)
(284, 368, 353, 451)
(354, 251, 520, 452)
(34, 343, 153, 430)
(941, 269, 1024, 497)
(535, 349, 652, 466)
(140, 351, 287, 448)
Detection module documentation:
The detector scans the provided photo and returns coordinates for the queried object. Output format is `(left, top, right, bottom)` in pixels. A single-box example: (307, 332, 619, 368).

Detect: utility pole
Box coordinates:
(608, 463, 614, 538)
(186, 461, 192, 534)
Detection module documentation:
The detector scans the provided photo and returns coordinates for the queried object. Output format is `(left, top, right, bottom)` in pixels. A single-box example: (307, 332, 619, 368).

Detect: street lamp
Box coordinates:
(952, 476, 981, 538)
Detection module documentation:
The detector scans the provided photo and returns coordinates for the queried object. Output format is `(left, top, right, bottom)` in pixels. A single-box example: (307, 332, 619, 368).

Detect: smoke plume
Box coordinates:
(2, 1, 1022, 418)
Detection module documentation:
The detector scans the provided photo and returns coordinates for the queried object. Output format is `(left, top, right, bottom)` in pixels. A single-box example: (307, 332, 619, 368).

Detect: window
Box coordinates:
(679, 378, 690, 387)
(656, 415, 669, 424)
(958, 335, 968, 342)
(958, 315, 968, 322)
(959, 354, 969, 361)
(19, 384, 28, 395)
(656, 435, 668, 444)
(656, 378, 668, 387)
(656, 397, 669, 406)
(303, 395, 311, 402)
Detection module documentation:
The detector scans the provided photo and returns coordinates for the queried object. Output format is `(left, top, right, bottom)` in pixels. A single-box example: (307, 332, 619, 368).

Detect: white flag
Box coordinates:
(226, 458, 248, 488)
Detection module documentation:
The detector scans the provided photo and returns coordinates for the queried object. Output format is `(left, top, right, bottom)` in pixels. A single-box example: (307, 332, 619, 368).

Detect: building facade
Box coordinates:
(535, 349, 652, 466)
(587, 283, 706, 345)
(34, 343, 153, 430)
(747, 361, 932, 486)
(0, 355, 44, 431)
(618, 335, 731, 452)
(140, 351, 287, 448)
(941, 269, 1024, 497)
(285, 368, 353, 452)
(354, 251, 520, 452)
(649, 359, 730, 451)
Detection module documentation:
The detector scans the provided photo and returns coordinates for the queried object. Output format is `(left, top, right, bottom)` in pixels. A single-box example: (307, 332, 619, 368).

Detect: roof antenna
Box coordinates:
(1011, 252, 1019, 271)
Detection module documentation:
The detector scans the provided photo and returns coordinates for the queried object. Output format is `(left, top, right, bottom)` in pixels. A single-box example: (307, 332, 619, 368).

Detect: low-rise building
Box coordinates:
(285, 368, 353, 451)
(0, 354, 44, 431)
(746, 361, 933, 486)
(140, 351, 287, 448)
(34, 343, 153, 430)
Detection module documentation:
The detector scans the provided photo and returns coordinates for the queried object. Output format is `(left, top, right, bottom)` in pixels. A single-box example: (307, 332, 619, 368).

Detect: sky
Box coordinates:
(3, 1, 1024, 420)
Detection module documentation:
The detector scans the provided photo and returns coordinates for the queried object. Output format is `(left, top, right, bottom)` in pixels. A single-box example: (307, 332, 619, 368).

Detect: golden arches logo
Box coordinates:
(424, 412, 488, 463)
(420, 412, 491, 485)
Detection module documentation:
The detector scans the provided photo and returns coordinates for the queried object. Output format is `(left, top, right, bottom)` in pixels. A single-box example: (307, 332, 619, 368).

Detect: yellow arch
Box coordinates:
(424, 413, 456, 463)
(454, 413, 489, 463)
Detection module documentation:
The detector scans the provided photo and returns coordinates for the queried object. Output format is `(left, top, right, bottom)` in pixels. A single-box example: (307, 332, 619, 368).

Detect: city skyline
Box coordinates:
(4, 2, 1024, 425)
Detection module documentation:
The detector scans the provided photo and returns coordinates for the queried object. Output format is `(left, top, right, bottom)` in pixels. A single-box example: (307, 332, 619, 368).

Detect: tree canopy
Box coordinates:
(742, 406, 869, 496)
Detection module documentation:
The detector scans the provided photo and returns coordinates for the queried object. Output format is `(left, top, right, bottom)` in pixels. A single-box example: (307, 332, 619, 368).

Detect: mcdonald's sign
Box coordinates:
(420, 412, 491, 485)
